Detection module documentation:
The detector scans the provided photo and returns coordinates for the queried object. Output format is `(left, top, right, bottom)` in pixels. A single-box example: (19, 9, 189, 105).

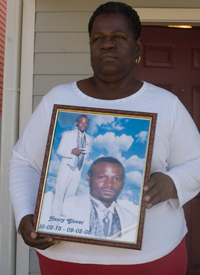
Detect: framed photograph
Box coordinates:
(33, 105, 157, 250)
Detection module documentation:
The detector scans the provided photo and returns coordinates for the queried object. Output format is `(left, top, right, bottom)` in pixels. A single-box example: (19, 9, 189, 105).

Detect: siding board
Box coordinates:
(0, 4, 6, 15)
(0, 29, 6, 39)
(34, 4, 93, 110)
(0, 0, 7, 9)
(0, 0, 6, 117)
(33, 74, 90, 95)
(0, 40, 5, 48)
(0, 52, 5, 61)
(0, 21, 6, 31)
(35, 33, 90, 53)
(36, 0, 112, 11)
(36, 0, 200, 11)
(34, 53, 92, 74)
(0, 13, 7, 22)
(35, 12, 90, 32)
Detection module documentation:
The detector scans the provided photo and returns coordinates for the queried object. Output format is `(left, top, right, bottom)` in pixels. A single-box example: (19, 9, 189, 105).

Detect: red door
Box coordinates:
(135, 26, 200, 274)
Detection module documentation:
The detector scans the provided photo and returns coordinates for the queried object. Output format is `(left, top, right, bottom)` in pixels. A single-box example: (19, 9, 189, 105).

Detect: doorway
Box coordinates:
(135, 25, 200, 275)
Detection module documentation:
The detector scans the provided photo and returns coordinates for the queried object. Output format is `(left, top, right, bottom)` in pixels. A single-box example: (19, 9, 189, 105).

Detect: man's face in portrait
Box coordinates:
(88, 161, 124, 207)
(77, 116, 88, 133)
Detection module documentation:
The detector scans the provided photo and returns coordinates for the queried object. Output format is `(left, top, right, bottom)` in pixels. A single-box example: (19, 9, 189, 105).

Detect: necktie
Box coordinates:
(77, 133, 86, 170)
(109, 208, 122, 238)
(103, 210, 110, 237)
(90, 200, 122, 238)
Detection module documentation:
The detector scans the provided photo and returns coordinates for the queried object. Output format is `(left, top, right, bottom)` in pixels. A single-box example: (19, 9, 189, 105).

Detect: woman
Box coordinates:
(9, 2, 200, 274)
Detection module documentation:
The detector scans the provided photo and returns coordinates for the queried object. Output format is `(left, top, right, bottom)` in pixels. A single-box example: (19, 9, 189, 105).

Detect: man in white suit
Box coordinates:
(53, 115, 92, 216)
(61, 157, 138, 242)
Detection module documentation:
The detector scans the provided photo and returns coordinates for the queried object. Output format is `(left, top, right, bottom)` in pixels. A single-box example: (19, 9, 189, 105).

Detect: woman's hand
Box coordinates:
(19, 214, 59, 250)
(144, 172, 178, 209)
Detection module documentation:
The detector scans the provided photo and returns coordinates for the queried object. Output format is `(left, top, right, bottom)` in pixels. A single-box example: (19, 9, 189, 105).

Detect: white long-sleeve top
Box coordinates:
(9, 81, 200, 265)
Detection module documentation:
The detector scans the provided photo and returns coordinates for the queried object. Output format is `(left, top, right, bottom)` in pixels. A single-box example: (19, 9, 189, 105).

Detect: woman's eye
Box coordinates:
(115, 35, 124, 40)
(93, 37, 102, 42)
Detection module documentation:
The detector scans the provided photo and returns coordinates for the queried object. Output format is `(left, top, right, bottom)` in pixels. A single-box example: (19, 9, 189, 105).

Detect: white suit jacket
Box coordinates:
(57, 129, 91, 167)
(61, 193, 138, 242)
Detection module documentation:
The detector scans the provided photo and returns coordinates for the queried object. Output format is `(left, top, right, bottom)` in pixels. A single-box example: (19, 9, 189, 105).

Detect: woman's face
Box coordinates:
(90, 13, 141, 82)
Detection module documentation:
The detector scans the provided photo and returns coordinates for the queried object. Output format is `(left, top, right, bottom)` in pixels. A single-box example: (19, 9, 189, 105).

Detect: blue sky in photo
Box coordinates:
(44, 110, 151, 206)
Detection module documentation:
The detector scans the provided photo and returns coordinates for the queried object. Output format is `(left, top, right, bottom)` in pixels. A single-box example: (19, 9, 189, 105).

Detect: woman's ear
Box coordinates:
(136, 37, 142, 54)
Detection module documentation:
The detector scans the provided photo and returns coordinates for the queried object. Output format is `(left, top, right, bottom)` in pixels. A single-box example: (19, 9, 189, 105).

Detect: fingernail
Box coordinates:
(147, 203, 152, 209)
(144, 186, 149, 191)
(30, 232, 37, 239)
(145, 195, 150, 202)
(47, 238, 53, 242)
(54, 240, 60, 245)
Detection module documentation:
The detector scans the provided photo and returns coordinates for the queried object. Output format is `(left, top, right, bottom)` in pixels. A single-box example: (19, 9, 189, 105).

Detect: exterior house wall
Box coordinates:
(0, 0, 7, 117)
(33, 0, 200, 110)
(12, 0, 200, 274)
(0, 0, 22, 274)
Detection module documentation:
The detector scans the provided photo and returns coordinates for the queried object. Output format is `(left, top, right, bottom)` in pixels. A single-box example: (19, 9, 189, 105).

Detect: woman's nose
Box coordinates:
(101, 36, 116, 49)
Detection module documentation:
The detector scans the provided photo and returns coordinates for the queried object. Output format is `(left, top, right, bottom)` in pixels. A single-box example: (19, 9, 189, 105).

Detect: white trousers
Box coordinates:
(52, 160, 82, 217)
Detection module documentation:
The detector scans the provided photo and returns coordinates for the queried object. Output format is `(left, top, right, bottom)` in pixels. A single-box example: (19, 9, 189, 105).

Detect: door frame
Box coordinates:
(137, 8, 200, 26)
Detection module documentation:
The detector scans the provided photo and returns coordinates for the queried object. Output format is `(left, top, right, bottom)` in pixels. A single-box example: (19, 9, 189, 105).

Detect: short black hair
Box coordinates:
(76, 114, 88, 123)
(88, 2, 141, 41)
(88, 156, 125, 177)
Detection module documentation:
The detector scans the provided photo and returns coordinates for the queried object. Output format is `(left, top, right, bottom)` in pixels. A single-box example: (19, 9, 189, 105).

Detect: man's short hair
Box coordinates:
(76, 114, 88, 123)
(88, 1, 141, 41)
(88, 156, 125, 177)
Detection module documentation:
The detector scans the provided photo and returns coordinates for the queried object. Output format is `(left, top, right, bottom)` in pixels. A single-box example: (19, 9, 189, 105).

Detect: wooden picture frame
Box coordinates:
(33, 105, 157, 250)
